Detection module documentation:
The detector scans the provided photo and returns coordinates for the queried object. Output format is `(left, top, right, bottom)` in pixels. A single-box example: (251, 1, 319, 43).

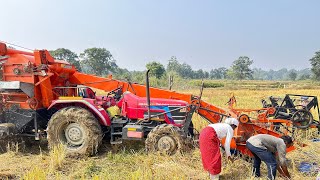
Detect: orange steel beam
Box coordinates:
(69, 72, 226, 123)
(7, 48, 34, 56)
(69, 72, 193, 101)
(0, 42, 34, 56)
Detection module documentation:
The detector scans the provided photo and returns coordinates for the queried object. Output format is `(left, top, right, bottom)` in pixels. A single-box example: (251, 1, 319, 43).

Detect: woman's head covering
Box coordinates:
(224, 117, 239, 127)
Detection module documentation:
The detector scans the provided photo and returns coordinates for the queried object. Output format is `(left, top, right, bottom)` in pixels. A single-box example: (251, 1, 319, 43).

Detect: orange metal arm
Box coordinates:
(7, 49, 34, 56)
(69, 72, 193, 101)
(69, 72, 226, 124)
(0, 42, 33, 56)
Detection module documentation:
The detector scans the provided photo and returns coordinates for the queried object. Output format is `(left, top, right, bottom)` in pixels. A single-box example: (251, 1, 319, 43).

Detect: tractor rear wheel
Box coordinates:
(47, 107, 103, 156)
(145, 124, 185, 155)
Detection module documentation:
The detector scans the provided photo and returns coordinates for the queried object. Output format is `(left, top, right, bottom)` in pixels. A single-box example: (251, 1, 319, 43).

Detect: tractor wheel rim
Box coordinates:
(65, 123, 85, 146)
(157, 135, 176, 153)
(293, 112, 310, 123)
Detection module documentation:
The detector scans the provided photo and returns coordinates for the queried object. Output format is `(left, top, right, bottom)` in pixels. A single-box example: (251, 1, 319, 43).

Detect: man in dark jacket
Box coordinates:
(246, 134, 293, 180)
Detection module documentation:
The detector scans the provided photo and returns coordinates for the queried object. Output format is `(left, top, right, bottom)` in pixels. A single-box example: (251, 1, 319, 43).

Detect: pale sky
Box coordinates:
(1, 0, 319, 71)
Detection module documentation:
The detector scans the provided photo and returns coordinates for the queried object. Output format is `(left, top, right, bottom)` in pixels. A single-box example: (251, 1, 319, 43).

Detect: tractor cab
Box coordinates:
(80, 87, 96, 99)
(73, 87, 118, 108)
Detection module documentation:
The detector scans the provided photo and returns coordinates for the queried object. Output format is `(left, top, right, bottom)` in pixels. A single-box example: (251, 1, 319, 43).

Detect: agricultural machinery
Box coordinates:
(262, 94, 319, 129)
(227, 94, 320, 135)
(0, 42, 319, 157)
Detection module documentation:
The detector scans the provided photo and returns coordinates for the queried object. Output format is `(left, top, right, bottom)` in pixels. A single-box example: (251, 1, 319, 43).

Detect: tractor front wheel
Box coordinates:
(145, 124, 186, 155)
(47, 107, 103, 156)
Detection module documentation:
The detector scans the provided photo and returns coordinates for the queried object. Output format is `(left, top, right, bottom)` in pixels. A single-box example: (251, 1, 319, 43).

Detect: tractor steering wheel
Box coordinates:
(107, 88, 119, 96)
(106, 87, 122, 101)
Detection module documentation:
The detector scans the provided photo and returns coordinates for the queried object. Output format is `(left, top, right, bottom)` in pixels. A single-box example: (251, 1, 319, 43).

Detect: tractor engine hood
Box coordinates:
(118, 91, 188, 108)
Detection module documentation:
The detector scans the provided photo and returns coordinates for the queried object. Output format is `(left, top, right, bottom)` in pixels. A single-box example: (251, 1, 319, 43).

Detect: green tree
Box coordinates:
(113, 67, 131, 81)
(288, 70, 297, 81)
(167, 56, 203, 79)
(179, 63, 194, 79)
(167, 56, 180, 72)
(146, 61, 166, 79)
(194, 69, 205, 79)
(228, 56, 253, 80)
(80, 48, 115, 76)
(210, 67, 227, 79)
(298, 74, 310, 80)
(133, 71, 146, 83)
(50, 48, 82, 71)
(204, 71, 210, 79)
(309, 50, 320, 80)
(253, 68, 268, 80)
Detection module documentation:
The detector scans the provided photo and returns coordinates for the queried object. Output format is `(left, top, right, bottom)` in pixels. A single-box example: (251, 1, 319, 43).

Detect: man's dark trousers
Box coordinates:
(246, 142, 277, 180)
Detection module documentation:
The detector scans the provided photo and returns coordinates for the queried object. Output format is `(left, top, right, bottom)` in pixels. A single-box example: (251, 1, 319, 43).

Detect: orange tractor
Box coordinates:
(0, 42, 318, 156)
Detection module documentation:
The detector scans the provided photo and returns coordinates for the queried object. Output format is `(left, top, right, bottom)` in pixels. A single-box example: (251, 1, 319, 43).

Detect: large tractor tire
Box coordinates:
(145, 124, 187, 155)
(47, 107, 103, 156)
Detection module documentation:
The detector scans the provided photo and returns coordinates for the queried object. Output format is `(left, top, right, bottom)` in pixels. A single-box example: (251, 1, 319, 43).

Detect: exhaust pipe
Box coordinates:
(146, 69, 151, 121)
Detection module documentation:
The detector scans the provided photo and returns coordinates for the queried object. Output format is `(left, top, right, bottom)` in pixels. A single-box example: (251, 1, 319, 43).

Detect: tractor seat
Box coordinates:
(82, 88, 96, 99)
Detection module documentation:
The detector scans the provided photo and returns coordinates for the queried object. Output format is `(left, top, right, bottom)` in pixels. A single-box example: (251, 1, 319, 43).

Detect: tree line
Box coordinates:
(49, 48, 320, 83)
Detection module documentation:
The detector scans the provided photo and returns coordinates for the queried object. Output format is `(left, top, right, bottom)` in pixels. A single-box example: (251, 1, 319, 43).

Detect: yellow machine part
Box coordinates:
(107, 106, 120, 118)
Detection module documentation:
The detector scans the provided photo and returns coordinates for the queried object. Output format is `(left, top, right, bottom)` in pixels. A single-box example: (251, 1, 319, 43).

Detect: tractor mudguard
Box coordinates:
(48, 99, 111, 126)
